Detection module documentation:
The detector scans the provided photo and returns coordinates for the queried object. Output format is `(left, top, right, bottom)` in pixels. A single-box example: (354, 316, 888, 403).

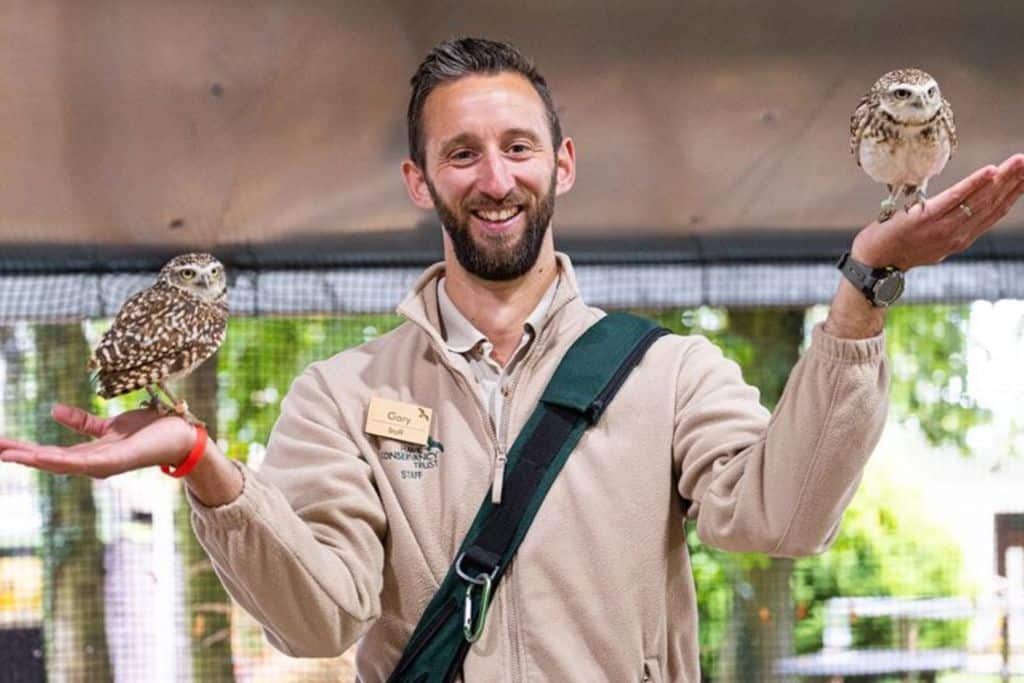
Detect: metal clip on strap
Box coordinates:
(455, 552, 496, 642)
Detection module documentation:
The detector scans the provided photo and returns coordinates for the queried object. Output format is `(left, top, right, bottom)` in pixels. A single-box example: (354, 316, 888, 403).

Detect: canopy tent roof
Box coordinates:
(1, 0, 1022, 272)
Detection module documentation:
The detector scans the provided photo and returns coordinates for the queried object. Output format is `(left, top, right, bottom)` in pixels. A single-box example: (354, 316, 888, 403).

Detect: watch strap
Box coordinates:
(836, 251, 904, 307)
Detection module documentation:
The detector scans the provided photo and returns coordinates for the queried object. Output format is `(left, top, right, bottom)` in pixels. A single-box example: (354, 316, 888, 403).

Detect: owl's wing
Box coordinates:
(939, 97, 958, 160)
(849, 96, 873, 166)
(89, 287, 221, 375)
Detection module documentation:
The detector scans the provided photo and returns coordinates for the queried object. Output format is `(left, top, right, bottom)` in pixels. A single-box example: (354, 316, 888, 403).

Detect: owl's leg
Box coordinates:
(142, 386, 175, 416)
(905, 181, 928, 213)
(879, 184, 903, 223)
(157, 381, 205, 427)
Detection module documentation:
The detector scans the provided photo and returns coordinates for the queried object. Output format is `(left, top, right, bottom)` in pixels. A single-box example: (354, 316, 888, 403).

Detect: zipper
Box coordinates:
(587, 326, 668, 422)
(491, 321, 555, 505)
(498, 323, 555, 683)
(490, 444, 507, 504)
(412, 302, 562, 683)
(446, 363, 503, 488)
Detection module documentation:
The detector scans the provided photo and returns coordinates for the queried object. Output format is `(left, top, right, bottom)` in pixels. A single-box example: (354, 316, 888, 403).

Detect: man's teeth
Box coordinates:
(474, 207, 520, 222)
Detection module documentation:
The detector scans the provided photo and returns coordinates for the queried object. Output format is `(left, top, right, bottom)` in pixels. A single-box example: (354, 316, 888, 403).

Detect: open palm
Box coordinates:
(0, 404, 195, 479)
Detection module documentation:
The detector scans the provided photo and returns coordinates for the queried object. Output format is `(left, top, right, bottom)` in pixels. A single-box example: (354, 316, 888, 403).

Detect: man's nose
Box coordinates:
(476, 152, 516, 200)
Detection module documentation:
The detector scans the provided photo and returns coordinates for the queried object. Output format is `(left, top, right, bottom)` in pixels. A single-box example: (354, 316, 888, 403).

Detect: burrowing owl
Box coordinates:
(850, 68, 957, 222)
(87, 253, 228, 424)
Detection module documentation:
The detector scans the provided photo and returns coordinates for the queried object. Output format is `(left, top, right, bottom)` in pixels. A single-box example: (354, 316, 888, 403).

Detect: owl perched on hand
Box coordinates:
(850, 68, 957, 222)
(87, 253, 228, 424)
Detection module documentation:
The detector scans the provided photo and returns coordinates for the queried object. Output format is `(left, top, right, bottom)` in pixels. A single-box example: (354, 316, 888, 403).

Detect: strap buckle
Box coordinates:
(455, 552, 498, 643)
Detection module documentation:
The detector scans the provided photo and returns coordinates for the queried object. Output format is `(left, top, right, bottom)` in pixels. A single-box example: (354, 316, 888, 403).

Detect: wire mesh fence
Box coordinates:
(1, 260, 1022, 682)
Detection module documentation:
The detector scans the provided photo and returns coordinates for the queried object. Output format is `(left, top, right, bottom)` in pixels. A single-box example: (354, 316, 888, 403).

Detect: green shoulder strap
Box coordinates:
(388, 312, 669, 682)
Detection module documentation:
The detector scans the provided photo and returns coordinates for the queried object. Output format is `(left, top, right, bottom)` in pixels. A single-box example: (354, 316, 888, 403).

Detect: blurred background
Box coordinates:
(1, 1, 1022, 681)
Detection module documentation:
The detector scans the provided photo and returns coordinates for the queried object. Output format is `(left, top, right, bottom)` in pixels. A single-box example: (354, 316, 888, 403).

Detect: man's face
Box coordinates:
(404, 72, 574, 281)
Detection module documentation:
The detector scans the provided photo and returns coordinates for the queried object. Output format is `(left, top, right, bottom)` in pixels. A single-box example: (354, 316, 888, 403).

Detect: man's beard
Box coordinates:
(427, 171, 556, 281)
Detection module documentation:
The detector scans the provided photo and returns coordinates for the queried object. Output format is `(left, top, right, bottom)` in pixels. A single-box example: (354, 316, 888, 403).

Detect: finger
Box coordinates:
(0, 446, 85, 475)
(963, 171, 1024, 226)
(999, 153, 1024, 177)
(0, 442, 127, 478)
(51, 404, 110, 438)
(974, 175, 1024, 232)
(946, 176, 1024, 255)
(956, 155, 1024, 214)
(0, 436, 40, 452)
(930, 165, 999, 218)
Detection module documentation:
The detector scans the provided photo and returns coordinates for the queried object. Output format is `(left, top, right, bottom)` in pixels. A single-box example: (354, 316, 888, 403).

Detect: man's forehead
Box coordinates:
(422, 72, 549, 149)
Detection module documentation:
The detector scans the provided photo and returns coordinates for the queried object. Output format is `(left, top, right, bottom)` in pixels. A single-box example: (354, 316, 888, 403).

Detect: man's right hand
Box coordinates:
(0, 403, 197, 479)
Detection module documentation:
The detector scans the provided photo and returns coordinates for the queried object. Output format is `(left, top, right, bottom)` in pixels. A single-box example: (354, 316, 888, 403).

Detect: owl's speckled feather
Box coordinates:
(87, 253, 228, 401)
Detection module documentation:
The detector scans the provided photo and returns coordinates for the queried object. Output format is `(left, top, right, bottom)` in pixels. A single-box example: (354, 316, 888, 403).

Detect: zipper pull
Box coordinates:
(491, 446, 507, 505)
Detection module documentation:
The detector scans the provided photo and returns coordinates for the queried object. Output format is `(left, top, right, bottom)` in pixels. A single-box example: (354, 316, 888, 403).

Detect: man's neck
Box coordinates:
(442, 238, 557, 366)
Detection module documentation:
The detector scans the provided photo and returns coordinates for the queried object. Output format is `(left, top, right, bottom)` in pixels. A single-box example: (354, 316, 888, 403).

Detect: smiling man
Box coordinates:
(3, 38, 1024, 682)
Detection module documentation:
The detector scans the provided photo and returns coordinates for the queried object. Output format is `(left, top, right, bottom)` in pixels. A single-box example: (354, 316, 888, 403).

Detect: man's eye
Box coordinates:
(508, 143, 532, 154)
(451, 150, 475, 162)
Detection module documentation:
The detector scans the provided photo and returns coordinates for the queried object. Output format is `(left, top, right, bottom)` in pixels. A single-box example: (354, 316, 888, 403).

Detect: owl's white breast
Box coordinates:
(859, 126, 951, 188)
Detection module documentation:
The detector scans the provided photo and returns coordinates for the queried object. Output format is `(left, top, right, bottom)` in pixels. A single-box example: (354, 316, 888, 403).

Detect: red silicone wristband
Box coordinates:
(161, 424, 208, 478)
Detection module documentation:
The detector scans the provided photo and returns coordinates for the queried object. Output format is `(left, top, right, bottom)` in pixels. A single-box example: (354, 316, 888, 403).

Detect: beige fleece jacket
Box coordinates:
(188, 253, 889, 682)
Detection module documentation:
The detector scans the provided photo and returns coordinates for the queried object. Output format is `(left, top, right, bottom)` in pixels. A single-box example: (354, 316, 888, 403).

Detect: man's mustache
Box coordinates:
(463, 192, 531, 212)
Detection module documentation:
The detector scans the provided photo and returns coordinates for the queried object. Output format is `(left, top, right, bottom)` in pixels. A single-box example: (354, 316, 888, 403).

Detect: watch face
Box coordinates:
(875, 275, 904, 304)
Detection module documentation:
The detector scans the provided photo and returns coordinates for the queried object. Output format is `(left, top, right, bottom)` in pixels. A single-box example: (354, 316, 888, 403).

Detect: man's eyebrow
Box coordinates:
(437, 133, 480, 157)
(503, 128, 543, 144)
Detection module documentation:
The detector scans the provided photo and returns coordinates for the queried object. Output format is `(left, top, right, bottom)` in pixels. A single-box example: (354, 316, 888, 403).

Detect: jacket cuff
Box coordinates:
(184, 459, 254, 530)
(809, 321, 885, 363)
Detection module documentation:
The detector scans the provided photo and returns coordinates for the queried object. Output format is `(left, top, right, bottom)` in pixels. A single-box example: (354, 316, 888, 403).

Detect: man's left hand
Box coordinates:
(852, 153, 1024, 269)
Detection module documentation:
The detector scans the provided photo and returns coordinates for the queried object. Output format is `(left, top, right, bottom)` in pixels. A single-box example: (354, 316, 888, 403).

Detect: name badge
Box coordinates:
(365, 397, 432, 446)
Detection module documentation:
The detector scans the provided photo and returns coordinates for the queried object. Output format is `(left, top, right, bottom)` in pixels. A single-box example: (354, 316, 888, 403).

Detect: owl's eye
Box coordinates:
(180, 268, 196, 280)
(927, 86, 936, 97)
(893, 88, 911, 99)
(212, 266, 223, 277)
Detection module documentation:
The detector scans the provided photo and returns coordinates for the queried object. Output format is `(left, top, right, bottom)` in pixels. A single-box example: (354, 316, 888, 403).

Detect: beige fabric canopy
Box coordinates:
(1, 0, 1021, 266)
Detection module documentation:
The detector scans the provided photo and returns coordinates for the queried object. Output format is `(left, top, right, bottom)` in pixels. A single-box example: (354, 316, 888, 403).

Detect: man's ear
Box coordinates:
(554, 137, 576, 197)
(401, 160, 436, 210)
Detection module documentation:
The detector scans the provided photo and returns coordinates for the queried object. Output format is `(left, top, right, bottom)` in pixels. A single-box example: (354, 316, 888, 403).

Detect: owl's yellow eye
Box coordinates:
(927, 86, 936, 97)
(180, 268, 196, 280)
(893, 88, 911, 99)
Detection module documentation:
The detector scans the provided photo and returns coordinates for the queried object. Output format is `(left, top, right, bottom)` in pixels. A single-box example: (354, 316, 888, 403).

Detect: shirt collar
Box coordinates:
(437, 274, 559, 354)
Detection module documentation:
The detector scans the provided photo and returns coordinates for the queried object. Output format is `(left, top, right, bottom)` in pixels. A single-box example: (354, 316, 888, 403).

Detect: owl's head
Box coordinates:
(874, 68, 944, 124)
(159, 253, 227, 303)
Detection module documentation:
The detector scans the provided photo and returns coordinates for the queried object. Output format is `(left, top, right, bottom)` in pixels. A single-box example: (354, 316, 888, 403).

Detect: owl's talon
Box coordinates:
(878, 199, 896, 223)
(141, 396, 174, 416)
(185, 413, 207, 429)
(905, 197, 926, 213)
(905, 189, 928, 214)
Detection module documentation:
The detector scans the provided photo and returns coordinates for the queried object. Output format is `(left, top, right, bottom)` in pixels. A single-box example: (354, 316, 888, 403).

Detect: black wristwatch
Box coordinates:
(836, 251, 905, 308)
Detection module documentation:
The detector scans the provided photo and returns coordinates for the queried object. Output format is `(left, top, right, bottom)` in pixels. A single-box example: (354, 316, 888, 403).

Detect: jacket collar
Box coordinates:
(396, 251, 583, 353)
(436, 274, 558, 353)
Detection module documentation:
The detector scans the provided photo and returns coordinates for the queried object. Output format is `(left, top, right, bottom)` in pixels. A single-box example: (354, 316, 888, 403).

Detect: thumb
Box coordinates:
(51, 404, 110, 438)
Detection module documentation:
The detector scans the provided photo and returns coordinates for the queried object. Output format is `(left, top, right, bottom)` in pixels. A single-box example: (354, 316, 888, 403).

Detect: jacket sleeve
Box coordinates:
(186, 364, 387, 657)
(674, 322, 889, 557)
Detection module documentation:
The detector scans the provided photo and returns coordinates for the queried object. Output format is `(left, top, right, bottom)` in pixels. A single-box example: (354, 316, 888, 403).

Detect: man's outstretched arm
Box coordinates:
(825, 154, 1024, 340)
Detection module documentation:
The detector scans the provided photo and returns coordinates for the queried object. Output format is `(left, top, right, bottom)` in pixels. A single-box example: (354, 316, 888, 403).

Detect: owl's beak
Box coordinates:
(200, 274, 210, 287)
(911, 96, 924, 109)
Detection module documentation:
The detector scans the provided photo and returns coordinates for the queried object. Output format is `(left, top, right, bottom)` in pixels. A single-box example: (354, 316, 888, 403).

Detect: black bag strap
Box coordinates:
(388, 313, 669, 682)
